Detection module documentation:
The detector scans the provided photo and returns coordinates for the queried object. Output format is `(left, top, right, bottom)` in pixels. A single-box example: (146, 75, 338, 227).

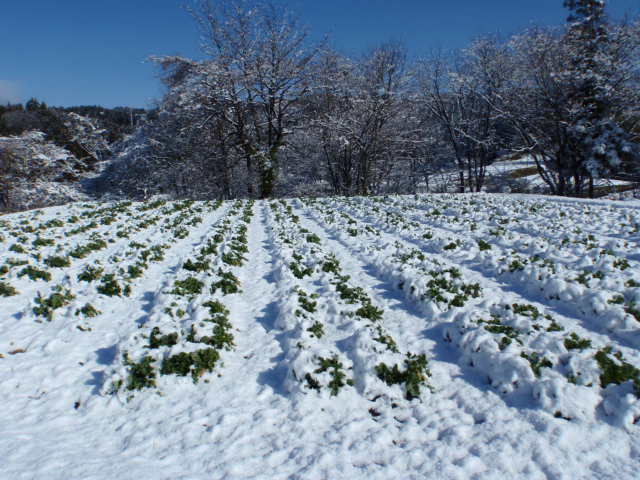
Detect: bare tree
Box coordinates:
(418, 38, 509, 193)
(309, 43, 412, 195)
(155, 0, 324, 198)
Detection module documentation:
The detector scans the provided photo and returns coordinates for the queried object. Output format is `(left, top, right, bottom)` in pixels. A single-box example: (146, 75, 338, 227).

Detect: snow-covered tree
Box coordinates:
(497, 3, 640, 196)
(419, 38, 510, 193)
(306, 44, 419, 196)
(561, 0, 639, 195)
(0, 131, 91, 212)
(152, 0, 323, 198)
(63, 112, 110, 162)
(97, 0, 640, 200)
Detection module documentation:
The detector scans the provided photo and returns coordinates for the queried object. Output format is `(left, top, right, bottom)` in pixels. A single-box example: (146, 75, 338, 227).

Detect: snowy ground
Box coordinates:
(426, 156, 638, 197)
(1, 194, 639, 479)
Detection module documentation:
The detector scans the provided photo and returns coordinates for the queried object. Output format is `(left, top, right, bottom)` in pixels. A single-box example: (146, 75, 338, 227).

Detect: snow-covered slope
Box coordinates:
(1, 194, 639, 479)
(426, 156, 639, 198)
(0, 131, 94, 213)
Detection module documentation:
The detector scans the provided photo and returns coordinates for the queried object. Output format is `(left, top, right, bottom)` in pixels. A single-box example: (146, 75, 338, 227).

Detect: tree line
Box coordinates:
(1, 100, 146, 157)
(102, 0, 640, 200)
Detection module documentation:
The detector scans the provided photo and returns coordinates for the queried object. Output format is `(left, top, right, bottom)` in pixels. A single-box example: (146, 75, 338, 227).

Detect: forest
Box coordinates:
(1, 0, 640, 210)
(100, 0, 640, 201)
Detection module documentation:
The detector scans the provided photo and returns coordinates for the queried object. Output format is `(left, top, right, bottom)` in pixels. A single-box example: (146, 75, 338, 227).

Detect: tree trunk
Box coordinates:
(245, 155, 254, 197)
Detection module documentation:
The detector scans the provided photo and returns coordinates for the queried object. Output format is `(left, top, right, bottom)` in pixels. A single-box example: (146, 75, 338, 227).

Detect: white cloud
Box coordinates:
(0, 80, 21, 104)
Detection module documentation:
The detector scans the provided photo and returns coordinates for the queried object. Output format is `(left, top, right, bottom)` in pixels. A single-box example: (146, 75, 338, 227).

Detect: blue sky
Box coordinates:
(1, 0, 638, 108)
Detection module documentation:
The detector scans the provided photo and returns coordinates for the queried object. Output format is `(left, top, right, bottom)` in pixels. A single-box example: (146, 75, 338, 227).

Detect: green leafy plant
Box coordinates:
(203, 300, 229, 316)
(33, 287, 75, 321)
(124, 354, 157, 391)
(44, 219, 64, 228)
(198, 322, 235, 350)
(595, 347, 640, 395)
(477, 239, 492, 251)
(160, 348, 220, 382)
(172, 277, 204, 296)
(307, 322, 324, 339)
(481, 316, 520, 339)
(608, 294, 625, 305)
(9, 244, 26, 254)
(613, 258, 630, 271)
(511, 303, 541, 319)
(306, 233, 321, 244)
(520, 352, 553, 377)
(148, 327, 179, 349)
(373, 326, 399, 353)
(508, 259, 527, 272)
(18, 266, 52, 282)
(546, 319, 564, 332)
(305, 355, 351, 396)
(44, 256, 71, 268)
(355, 302, 384, 322)
(69, 239, 107, 259)
(140, 245, 166, 263)
(127, 264, 144, 279)
(77, 265, 104, 282)
(221, 251, 244, 266)
(76, 303, 101, 318)
(335, 280, 368, 304)
(183, 258, 210, 272)
(290, 261, 314, 279)
(322, 255, 341, 274)
(97, 274, 123, 297)
(32, 237, 55, 248)
(298, 292, 317, 313)
(68, 221, 98, 236)
(376, 353, 431, 400)
(443, 241, 459, 251)
(0, 281, 18, 297)
(564, 333, 592, 351)
(627, 304, 640, 322)
(173, 227, 189, 239)
(211, 270, 241, 295)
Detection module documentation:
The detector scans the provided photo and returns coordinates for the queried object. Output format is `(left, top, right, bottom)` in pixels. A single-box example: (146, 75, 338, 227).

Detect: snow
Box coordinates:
(1, 194, 639, 479)
(423, 156, 638, 196)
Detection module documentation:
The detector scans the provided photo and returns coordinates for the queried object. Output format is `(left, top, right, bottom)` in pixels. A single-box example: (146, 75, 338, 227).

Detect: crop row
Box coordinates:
(301, 197, 640, 427)
(2, 200, 223, 327)
(267, 200, 431, 407)
(0, 200, 220, 307)
(104, 200, 254, 398)
(337, 197, 640, 347)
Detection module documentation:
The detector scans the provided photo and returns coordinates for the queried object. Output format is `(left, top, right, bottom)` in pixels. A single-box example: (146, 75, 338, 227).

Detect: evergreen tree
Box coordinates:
(562, 0, 638, 196)
(25, 98, 47, 112)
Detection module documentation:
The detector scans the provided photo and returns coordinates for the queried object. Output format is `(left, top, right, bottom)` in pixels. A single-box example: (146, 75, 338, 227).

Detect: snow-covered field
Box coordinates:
(1, 194, 639, 479)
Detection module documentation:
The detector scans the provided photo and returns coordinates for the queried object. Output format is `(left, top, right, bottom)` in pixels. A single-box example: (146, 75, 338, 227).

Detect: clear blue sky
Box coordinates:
(1, 0, 638, 108)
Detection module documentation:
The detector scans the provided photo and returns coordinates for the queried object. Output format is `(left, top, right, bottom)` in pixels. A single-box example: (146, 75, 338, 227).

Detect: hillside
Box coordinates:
(0, 103, 145, 213)
(1, 194, 639, 479)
